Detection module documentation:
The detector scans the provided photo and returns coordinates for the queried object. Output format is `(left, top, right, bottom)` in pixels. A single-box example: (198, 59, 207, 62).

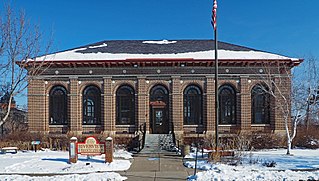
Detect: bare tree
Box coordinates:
(257, 60, 306, 155)
(0, 4, 51, 129)
(303, 57, 319, 129)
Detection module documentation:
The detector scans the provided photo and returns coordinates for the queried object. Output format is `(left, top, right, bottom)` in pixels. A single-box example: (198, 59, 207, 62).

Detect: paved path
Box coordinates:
(119, 153, 194, 181)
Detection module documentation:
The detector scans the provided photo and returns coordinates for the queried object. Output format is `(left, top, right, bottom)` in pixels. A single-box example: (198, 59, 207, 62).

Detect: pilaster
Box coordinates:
(69, 78, 81, 134)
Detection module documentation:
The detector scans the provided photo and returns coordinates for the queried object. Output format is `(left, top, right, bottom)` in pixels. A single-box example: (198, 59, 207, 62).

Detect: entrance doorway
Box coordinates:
(149, 85, 169, 134)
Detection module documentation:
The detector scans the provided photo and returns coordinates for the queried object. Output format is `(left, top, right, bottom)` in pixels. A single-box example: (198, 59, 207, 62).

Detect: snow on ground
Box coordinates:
(0, 149, 132, 181)
(0, 172, 125, 181)
(185, 148, 319, 181)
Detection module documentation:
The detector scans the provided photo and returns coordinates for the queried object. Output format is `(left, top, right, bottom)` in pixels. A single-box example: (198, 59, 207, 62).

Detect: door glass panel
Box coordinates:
(155, 110, 163, 125)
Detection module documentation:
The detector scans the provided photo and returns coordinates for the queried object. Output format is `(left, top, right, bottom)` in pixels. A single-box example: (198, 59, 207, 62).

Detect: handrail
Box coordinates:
(136, 122, 146, 152)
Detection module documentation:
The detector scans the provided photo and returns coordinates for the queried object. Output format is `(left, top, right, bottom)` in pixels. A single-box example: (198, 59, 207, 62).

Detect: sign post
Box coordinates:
(69, 137, 78, 163)
(105, 137, 113, 163)
(31, 140, 41, 152)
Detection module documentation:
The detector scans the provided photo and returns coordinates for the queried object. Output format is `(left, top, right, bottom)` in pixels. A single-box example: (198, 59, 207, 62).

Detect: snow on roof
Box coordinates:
(32, 40, 299, 62)
(142, 40, 177, 44)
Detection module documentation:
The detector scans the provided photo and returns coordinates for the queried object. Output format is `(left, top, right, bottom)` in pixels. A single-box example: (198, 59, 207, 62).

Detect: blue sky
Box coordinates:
(2, 0, 319, 106)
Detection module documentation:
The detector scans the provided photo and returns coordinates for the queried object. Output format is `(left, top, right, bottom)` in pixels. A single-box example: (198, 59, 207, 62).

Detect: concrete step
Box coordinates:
(140, 134, 176, 154)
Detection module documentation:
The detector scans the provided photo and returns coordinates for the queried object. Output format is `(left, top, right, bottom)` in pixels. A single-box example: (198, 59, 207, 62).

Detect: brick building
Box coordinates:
(25, 40, 302, 141)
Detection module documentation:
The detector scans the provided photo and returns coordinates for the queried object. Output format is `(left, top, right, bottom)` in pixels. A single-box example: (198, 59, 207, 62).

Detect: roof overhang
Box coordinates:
(17, 58, 303, 69)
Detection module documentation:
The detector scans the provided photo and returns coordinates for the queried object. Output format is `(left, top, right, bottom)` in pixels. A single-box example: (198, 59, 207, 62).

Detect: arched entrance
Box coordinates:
(149, 85, 169, 134)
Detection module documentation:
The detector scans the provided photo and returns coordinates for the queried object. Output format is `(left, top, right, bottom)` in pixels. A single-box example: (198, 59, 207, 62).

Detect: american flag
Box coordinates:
(211, 0, 217, 30)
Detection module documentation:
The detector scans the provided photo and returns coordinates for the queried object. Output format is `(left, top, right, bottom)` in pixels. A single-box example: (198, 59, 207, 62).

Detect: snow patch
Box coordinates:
(88, 43, 108, 49)
(0, 149, 132, 174)
(142, 40, 177, 44)
(185, 148, 319, 180)
(33, 49, 293, 61)
(0, 172, 126, 181)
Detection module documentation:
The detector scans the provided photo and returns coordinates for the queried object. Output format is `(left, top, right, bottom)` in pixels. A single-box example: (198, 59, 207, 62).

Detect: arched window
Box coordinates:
(49, 86, 68, 125)
(219, 84, 236, 124)
(116, 85, 135, 125)
(183, 85, 203, 125)
(251, 84, 270, 124)
(83, 85, 101, 125)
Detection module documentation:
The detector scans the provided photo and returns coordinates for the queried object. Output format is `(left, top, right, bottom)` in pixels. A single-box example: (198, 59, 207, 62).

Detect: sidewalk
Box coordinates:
(118, 153, 194, 181)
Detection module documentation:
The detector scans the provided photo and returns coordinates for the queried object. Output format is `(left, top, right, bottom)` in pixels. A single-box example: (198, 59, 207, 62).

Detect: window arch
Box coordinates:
(219, 84, 236, 124)
(116, 85, 135, 125)
(83, 85, 101, 125)
(183, 85, 203, 125)
(150, 84, 169, 102)
(251, 84, 270, 124)
(49, 85, 68, 125)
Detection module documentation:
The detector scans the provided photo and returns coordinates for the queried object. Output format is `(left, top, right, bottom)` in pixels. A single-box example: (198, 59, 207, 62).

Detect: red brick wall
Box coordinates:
(27, 66, 292, 138)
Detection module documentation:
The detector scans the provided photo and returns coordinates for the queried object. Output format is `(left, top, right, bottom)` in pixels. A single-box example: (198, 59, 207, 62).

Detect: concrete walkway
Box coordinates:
(118, 153, 194, 181)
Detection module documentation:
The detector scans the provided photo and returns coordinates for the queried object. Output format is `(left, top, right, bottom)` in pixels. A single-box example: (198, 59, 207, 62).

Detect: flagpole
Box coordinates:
(214, 27, 219, 153)
(213, 0, 219, 154)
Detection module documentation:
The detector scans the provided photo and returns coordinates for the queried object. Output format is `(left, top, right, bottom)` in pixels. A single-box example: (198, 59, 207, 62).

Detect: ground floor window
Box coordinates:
(49, 85, 68, 125)
(183, 85, 203, 125)
(83, 85, 101, 125)
(116, 85, 135, 125)
(251, 84, 270, 124)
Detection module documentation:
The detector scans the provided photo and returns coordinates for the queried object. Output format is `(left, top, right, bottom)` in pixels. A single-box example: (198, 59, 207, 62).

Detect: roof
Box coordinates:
(32, 40, 301, 62)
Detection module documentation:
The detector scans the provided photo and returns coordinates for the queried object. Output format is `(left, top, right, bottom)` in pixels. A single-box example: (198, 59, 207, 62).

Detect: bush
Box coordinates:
(293, 125, 319, 149)
(250, 133, 286, 150)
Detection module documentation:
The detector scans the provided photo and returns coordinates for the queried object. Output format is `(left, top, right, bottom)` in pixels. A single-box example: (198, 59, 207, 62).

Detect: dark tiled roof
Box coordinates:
(73, 40, 257, 54)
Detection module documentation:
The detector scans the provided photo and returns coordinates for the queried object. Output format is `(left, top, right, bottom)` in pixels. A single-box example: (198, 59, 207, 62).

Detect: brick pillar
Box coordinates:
(103, 77, 114, 136)
(206, 76, 215, 136)
(28, 79, 46, 132)
(171, 76, 183, 137)
(69, 137, 78, 163)
(69, 78, 81, 134)
(239, 76, 251, 132)
(137, 77, 148, 132)
(105, 137, 113, 163)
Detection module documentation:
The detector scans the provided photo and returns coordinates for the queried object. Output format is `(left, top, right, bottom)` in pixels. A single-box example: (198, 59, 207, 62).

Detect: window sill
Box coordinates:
(251, 124, 270, 127)
(116, 125, 136, 127)
(82, 125, 101, 128)
(183, 125, 204, 127)
(219, 124, 237, 127)
(49, 125, 68, 128)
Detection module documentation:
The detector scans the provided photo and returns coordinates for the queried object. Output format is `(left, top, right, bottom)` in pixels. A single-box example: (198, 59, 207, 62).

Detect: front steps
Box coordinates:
(139, 134, 176, 154)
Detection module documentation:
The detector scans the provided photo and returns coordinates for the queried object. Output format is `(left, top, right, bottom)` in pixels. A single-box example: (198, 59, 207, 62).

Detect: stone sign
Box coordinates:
(69, 136, 113, 164)
(77, 136, 105, 155)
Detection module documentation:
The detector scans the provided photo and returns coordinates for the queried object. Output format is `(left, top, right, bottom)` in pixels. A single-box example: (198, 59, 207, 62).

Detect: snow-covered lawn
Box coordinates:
(186, 149, 319, 181)
(0, 149, 132, 181)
